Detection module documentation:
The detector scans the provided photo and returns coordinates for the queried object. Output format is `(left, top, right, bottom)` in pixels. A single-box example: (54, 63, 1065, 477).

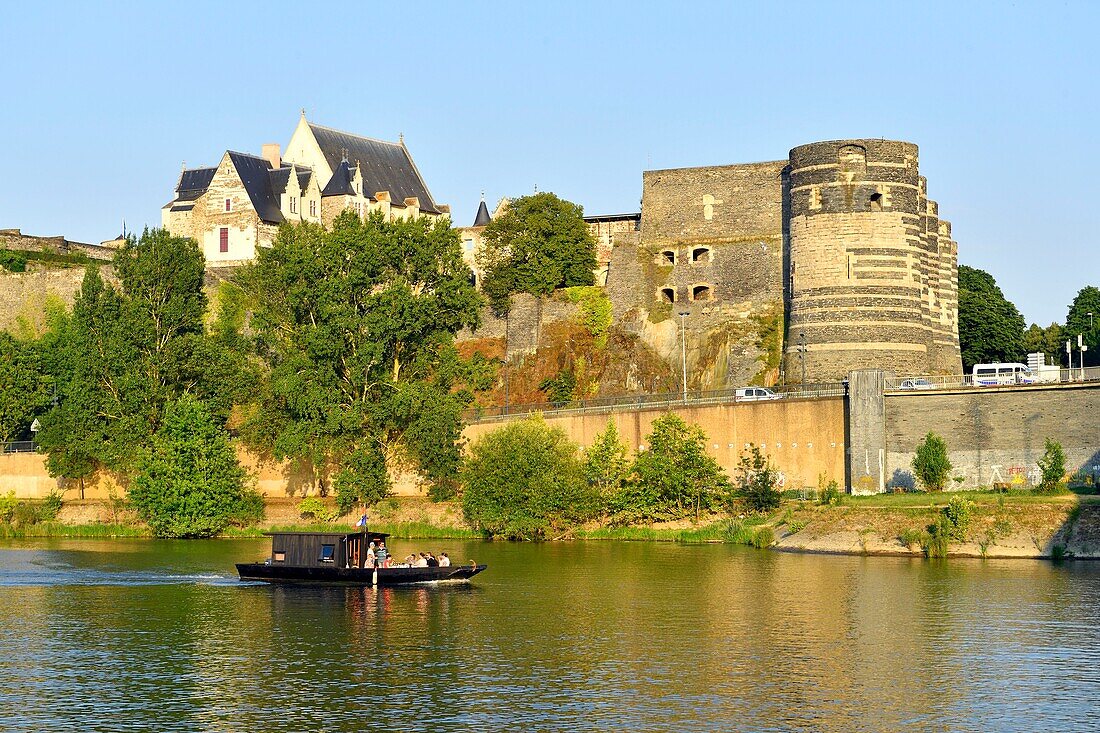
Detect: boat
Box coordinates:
(236, 530, 486, 586)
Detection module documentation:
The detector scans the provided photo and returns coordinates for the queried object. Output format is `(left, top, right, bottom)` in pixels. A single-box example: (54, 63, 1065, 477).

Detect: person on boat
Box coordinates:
(426, 553, 439, 567)
(403, 553, 416, 566)
(376, 541, 389, 567)
(366, 541, 377, 568)
(414, 553, 429, 568)
(439, 553, 451, 567)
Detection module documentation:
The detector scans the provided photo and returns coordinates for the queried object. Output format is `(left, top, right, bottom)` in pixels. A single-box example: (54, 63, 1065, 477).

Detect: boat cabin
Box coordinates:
(265, 531, 389, 570)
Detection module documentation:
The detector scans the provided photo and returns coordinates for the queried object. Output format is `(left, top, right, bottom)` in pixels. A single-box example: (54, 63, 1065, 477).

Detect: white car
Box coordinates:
(898, 378, 934, 390)
(735, 387, 782, 402)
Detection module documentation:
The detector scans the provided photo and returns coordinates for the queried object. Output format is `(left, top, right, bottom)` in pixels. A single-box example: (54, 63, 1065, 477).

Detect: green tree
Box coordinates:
(957, 265, 1025, 370)
(461, 417, 598, 539)
(1066, 285, 1100, 367)
(240, 211, 483, 505)
(735, 444, 782, 513)
(613, 414, 729, 522)
(128, 395, 259, 538)
(1023, 322, 1065, 365)
(476, 192, 598, 315)
(1036, 437, 1066, 493)
(584, 419, 629, 500)
(0, 333, 52, 442)
(912, 432, 952, 492)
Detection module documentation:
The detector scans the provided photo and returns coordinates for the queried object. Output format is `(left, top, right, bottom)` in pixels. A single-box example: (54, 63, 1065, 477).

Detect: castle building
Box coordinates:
(162, 112, 448, 265)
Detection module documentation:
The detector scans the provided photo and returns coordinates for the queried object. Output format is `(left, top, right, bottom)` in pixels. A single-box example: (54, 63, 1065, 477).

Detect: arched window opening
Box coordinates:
(692, 285, 712, 302)
(692, 247, 710, 263)
(661, 250, 676, 265)
(659, 287, 675, 304)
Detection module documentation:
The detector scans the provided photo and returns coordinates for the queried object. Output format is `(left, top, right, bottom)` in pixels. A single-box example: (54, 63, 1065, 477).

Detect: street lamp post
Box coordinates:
(678, 310, 690, 401)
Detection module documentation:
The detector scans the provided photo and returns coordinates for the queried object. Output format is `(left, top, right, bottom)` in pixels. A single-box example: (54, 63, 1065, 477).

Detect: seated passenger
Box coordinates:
(439, 553, 451, 567)
(426, 553, 439, 567)
(414, 553, 429, 567)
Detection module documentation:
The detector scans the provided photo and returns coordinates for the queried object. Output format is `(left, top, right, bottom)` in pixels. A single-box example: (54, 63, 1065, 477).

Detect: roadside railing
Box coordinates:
(0, 441, 37, 454)
(464, 381, 848, 423)
(884, 366, 1100, 393)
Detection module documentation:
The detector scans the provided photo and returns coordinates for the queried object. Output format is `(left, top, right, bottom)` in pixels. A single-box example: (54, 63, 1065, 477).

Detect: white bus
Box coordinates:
(971, 362, 1034, 386)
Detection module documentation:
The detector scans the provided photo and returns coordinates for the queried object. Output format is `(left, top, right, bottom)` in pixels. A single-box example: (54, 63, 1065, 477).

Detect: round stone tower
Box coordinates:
(784, 139, 944, 381)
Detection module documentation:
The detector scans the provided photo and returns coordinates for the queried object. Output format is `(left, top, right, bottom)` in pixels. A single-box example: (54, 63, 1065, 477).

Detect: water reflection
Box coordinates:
(0, 539, 1098, 732)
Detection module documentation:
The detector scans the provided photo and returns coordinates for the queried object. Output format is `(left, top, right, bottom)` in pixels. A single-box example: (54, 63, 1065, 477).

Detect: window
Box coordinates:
(661, 250, 676, 265)
(319, 544, 335, 563)
(869, 192, 883, 212)
(692, 247, 710, 263)
(219, 228, 229, 253)
(290, 196, 297, 214)
(692, 285, 712, 301)
(273, 551, 286, 562)
(224, 198, 232, 212)
(659, 287, 675, 304)
(309, 200, 317, 217)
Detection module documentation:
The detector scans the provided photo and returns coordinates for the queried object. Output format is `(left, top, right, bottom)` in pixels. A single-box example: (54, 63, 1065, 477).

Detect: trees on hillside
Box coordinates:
(957, 265, 1025, 370)
(239, 211, 485, 509)
(0, 333, 52, 442)
(476, 193, 598, 315)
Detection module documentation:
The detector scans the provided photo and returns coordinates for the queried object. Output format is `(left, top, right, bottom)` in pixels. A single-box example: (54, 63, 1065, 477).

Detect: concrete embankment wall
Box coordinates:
(462, 397, 848, 491)
(883, 382, 1100, 490)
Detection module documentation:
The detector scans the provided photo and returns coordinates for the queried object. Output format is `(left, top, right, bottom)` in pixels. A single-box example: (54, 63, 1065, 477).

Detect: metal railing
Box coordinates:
(884, 366, 1100, 393)
(464, 381, 848, 423)
(0, 441, 37, 454)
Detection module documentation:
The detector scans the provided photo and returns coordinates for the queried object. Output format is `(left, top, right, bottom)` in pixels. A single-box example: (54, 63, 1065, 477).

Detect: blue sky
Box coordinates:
(3, 0, 1096, 325)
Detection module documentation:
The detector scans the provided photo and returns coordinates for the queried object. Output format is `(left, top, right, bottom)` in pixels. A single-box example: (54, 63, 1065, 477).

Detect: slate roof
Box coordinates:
(472, 200, 492, 227)
(268, 167, 292, 196)
(308, 123, 439, 213)
(227, 151, 284, 224)
(297, 169, 313, 191)
(321, 159, 357, 197)
(174, 167, 216, 202)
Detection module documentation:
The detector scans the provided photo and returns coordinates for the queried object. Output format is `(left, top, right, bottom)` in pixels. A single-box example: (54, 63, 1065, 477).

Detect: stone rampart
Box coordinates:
(0, 229, 115, 261)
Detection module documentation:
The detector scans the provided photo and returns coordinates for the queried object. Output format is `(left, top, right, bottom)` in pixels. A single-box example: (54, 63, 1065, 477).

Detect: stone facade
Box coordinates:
(0, 229, 118, 261)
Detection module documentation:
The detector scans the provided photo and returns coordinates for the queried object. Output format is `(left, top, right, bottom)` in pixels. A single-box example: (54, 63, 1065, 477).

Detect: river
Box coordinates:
(1, 537, 1097, 732)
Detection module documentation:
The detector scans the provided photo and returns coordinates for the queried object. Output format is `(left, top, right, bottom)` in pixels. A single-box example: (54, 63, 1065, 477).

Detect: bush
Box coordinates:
(40, 490, 63, 521)
(0, 491, 16, 523)
(736, 444, 781, 513)
(13, 502, 41, 526)
(1036, 438, 1066, 493)
(818, 477, 843, 506)
(942, 496, 973, 541)
(0, 250, 28, 272)
(912, 432, 952, 492)
(751, 526, 776, 548)
(899, 528, 924, 547)
(128, 396, 258, 538)
(296, 497, 336, 522)
(461, 416, 600, 540)
(922, 521, 950, 558)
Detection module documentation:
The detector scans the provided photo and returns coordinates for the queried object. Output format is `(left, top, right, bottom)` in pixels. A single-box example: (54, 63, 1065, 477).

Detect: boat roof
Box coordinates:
(264, 530, 390, 539)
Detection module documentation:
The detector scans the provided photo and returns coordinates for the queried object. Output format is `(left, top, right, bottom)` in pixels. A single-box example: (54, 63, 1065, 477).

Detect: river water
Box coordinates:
(0, 537, 1097, 732)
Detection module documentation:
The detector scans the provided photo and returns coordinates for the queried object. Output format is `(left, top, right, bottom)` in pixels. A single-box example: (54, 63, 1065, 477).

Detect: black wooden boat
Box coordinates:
(236, 530, 486, 586)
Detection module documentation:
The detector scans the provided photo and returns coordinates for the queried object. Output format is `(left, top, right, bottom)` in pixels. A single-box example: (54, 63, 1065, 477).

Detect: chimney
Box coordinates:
(262, 143, 281, 169)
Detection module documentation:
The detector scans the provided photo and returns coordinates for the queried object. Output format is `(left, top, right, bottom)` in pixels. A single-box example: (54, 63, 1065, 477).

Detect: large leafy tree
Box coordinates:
(0, 333, 52, 442)
(128, 395, 259, 538)
(239, 211, 484, 508)
(1066, 285, 1100, 366)
(461, 416, 598, 539)
(1023, 322, 1066, 365)
(957, 265, 1025, 370)
(476, 192, 598, 315)
(34, 229, 253, 479)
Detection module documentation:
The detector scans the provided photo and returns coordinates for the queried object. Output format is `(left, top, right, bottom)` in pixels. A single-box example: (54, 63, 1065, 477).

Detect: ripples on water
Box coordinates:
(1, 539, 1098, 732)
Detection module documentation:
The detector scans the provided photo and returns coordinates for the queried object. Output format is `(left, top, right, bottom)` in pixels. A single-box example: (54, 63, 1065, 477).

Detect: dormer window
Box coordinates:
(224, 198, 232, 212)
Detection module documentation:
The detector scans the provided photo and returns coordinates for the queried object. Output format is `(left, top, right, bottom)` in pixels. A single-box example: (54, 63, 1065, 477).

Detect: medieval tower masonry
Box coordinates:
(592, 138, 963, 385)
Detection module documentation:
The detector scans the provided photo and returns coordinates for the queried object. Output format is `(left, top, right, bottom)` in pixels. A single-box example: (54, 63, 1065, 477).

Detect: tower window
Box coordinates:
(692, 247, 710, 263)
(219, 227, 229, 253)
(659, 287, 675, 304)
(661, 250, 676, 265)
(870, 192, 883, 212)
(692, 285, 712, 302)
(224, 198, 232, 212)
(290, 196, 297, 214)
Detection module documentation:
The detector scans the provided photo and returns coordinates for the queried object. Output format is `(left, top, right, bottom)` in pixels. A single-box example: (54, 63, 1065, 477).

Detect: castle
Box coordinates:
(162, 112, 448, 265)
(461, 138, 962, 383)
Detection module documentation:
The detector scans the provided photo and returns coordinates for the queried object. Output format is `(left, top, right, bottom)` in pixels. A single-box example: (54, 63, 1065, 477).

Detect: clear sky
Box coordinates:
(3, 0, 1096, 325)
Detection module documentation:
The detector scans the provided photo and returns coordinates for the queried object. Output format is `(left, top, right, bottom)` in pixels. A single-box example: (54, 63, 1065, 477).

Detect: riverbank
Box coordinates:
(5, 491, 1098, 559)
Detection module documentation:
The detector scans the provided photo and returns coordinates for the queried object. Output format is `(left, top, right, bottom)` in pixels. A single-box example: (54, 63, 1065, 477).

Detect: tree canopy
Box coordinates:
(0, 333, 52, 442)
(238, 211, 486, 508)
(1066, 285, 1100, 366)
(476, 192, 598, 315)
(957, 265, 1025, 370)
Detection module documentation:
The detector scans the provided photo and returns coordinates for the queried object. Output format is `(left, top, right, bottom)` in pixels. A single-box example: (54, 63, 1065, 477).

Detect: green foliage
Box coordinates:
(922, 519, 951, 558)
(461, 417, 599, 539)
(0, 249, 28, 272)
(584, 420, 629, 500)
(817, 475, 843, 506)
(750, 303, 783, 385)
(957, 265, 1026, 370)
(0, 491, 16, 522)
(751, 526, 776, 548)
(562, 286, 613, 348)
(611, 414, 730, 522)
(736, 444, 782, 513)
(1036, 437, 1066, 493)
(477, 193, 598, 315)
(296, 497, 339, 522)
(942, 496, 973, 540)
(40, 490, 63, 521)
(0, 333, 53, 442)
(239, 212, 482, 501)
(539, 369, 577, 404)
(912, 432, 952, 492)
(899, 528, 924, 547)
(1023, 322, 1066, 365)
(128, 395, 259, 538)
(1066, 285, 1100, 366)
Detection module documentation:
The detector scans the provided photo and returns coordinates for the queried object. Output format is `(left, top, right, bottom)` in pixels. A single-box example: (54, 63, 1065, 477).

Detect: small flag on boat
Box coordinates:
(355, 514, 367, 527)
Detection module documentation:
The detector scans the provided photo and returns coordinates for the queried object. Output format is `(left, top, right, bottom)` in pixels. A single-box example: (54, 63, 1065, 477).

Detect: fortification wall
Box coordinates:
(0, 267, 119, 335)
(463, 397, 848, 491)
(0, 229, 115, 261)
(884, 383, 1100, 489)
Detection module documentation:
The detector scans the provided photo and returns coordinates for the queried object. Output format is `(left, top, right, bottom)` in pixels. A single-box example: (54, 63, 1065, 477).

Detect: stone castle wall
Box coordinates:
(0, 229, 116, 261)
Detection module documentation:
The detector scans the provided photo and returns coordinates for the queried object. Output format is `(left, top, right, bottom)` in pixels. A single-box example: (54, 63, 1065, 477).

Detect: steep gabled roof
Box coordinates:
(473, 199, 492, 227)
(268, 167, 293, 196)
(321, 160, 357, 197)
(296, 169, 313, 191)
(307, 123, 439, 213)
(228, 151, 284, 224)
(174, 167, 216, 202)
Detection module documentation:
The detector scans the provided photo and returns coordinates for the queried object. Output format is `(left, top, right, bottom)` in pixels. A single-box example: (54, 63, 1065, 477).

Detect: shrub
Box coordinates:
(899, 528, 924, 547)
(296, 497, 336, 522)
(818, 476, 843, 506)
(912, 432, 952, 492)
(942, 496, 973, 540)
(40, 491, 63, 521)
(461, 416, 599, 540)
(0, 491, 17, 523)
(1036, 438, 1066, 493)
(922, 522, 950, 558)
(736, 444, 782, 513)
(721, 520, 755, 545)
(584, 419, 629, 503)
(13, 502, 41, 526)
(0, 250, 28, 272)
(751, 526, 776, 548)
(128, 395, 258, 538)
